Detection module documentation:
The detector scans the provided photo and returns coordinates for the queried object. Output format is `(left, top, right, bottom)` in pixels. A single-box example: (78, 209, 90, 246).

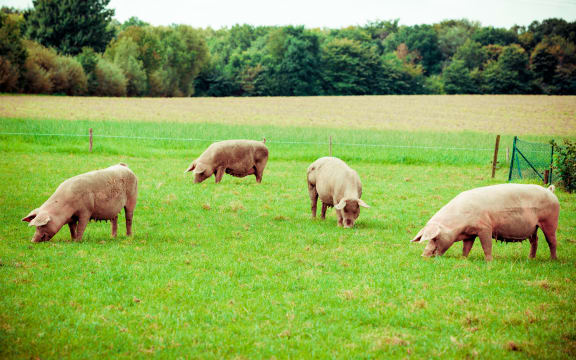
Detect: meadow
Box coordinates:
(0, 95, 575, 359)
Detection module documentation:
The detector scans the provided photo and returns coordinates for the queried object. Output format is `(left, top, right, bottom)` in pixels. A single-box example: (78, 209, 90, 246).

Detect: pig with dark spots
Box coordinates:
(411, 184, 559, 261)
(185, 140, 269, 184)
(22, 163, 138, 243)
(307, 157, 370, 228)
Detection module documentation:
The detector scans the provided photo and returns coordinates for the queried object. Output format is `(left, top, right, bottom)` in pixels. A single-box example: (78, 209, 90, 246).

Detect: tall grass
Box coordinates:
(0, 117, 561, 166)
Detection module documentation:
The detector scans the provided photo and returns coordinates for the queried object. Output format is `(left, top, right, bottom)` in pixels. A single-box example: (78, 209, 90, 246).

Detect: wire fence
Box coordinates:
(2, 127, 529, 173)
(508, 136, 554, 184)
(0, 131, 496, 152)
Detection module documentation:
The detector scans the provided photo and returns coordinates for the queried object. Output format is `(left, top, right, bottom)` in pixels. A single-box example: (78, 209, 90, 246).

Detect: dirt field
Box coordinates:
(1, 95, 575, 135)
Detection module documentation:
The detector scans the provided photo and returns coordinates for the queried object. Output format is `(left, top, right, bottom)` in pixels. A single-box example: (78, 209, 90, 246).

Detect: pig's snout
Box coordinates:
(344, 219, 354, 228)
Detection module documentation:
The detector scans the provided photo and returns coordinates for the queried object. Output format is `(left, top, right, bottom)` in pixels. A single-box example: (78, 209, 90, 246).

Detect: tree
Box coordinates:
(152, 25, 209, 96)
(0, 11, 27, 91)
(26, 0, 115, 55)
(530, 36, 576, 94)
(443, 59, 478, 94)
(453, 39, 486, 70)
(384, 25, 443, 74)
(481, 45, 531, 94)
(435, 19, 479, 60)
(105, 37, 146, 96)
(266, 26, 323, 96)
(471, 26, 518, 46)
(321, 38, 382, 95)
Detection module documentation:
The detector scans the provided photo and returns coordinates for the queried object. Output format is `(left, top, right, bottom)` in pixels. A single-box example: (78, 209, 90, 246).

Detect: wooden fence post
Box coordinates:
(329, 136, 332, 156)
(544, 170, 550, 185)
(89, 128, 93, 152)
(506, 146, 510, 163)
(491, 135, 500, 178)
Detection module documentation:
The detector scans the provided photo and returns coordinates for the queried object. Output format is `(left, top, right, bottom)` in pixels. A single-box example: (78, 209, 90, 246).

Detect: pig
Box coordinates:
(185, 140, 269, 184)
(22, 163, 138, 243)
(411, 184, 559, 261)
(307, 157, 370, 228)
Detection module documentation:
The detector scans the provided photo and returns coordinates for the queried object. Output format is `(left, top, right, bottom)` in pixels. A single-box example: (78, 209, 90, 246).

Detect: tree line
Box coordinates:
(1, 0, 575, 97)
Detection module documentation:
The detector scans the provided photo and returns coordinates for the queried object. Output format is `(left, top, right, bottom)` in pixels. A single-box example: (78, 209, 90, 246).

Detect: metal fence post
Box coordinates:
(508, 136, 517, 182)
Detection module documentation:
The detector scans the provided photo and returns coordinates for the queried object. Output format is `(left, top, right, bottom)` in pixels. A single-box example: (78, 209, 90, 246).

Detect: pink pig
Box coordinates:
(411, 184, 559, 261)
(22, 164, 138, 242)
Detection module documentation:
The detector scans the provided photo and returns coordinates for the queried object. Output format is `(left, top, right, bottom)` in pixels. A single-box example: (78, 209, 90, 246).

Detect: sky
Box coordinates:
(1, 0, 575, 29)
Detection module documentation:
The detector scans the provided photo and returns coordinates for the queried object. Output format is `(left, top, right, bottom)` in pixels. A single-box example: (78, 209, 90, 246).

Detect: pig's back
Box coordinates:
(310, 157, 361, 204)
(204, 140, 267, 164)
(455, 184, 557, 210)
(53, 165, 137, 219)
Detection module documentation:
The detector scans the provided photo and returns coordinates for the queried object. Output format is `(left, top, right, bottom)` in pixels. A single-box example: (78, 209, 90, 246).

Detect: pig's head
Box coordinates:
(334, 198, 370, 228)
(22, 209, 58, 243)
(411, 222, 455, 257)
(185, 160, 213, 183)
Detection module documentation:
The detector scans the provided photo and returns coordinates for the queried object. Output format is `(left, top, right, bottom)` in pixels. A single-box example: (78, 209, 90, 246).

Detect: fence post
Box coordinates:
(491, 135, 500, 178)
(329, 136, 332, 156)
(262, 137, 266, 144)
(89, 128, 93, 152)
(506, 146, 510, 163)
(508, 136, 517, 182)
(549, 142, 554, 184)
(544, 170, 550, 185)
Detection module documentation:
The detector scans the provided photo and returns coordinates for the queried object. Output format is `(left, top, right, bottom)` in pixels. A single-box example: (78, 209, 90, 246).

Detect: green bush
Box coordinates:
(93, 57, 127, 96)
(552, 139, 576, 193)
(22, 41, 55, 93)
(0, 56, 19, 91)
(51, 56, 88, 95)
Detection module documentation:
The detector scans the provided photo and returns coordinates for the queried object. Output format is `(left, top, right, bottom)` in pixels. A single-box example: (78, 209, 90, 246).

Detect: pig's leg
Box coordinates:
(321, 203, 328, 219)
(68, 220, 78, 240)
(540, 222, 558, 260)
(529, 231, 538, 258)
(124, 206, 134, 237)
(111, 215, 118, 238)
(336, 210, 343, 227)
(462, 238, 475, 257)
(478, 231, 493, 261)
(74, 215, 90, 242)
(255, 162, 266, 183)
(308, 182, 318, 218)
(214, 167, 225, 183)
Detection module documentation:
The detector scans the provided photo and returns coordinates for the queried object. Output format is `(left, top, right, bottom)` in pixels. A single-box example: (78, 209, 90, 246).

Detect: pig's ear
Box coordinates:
(184, 160, 196, 173)
(411, 228, 424, 242)
(421, 223, 441, 242)
(29, 213, 51, 227)
(22, 209, 39, 223)
(357, 199, 370, 208)
(334, 199, 347, 210)
(193, 163, 207, 175)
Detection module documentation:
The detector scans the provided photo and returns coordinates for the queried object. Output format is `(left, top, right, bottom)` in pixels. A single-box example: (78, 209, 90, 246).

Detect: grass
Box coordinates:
(1, 95, 576, 359)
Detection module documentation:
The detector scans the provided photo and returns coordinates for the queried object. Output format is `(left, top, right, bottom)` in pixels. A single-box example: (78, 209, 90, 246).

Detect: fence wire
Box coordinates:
(508, 137, 553, 183)
(0, 131, 495, 152)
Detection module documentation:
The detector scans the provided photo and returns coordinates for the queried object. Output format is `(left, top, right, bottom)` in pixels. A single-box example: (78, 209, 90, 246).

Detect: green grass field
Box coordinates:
(1, 96, 576, 359)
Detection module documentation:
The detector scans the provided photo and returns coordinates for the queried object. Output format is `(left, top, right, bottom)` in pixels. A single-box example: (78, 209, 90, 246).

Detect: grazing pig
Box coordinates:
(22, 163, 138, 243)
(411, 184, 559, 261)
(185, 140, 269, 184)
(307, 157, 370, 228)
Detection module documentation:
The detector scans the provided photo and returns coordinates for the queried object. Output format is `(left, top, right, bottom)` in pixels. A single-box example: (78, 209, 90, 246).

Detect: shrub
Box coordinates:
(93, 58, 127, 97)
(52, 56, 88, 95)
(552, 139, 576, 193)
(22, 40, 88, 95)
(0, 56, 19, 92)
